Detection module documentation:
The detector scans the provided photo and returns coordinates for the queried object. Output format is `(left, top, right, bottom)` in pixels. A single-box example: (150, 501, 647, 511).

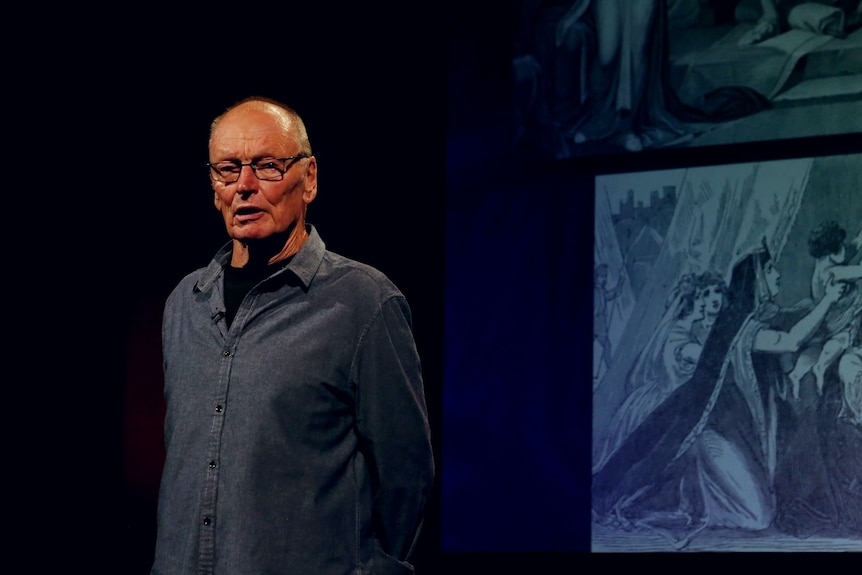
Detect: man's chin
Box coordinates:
(230, 224, 272, 242)
(229, 221, 297, 247)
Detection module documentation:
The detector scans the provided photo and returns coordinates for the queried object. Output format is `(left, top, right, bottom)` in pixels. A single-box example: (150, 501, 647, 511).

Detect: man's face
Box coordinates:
(209, 104, 317, 243)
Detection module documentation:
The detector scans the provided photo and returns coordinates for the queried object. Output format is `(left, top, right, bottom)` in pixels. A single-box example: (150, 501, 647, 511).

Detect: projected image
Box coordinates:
(591, 153, 862, 551)
(514, 0, 862, 159)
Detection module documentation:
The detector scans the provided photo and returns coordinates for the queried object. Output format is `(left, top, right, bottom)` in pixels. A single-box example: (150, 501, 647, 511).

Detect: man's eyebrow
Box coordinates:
(214, 155, 281, 163)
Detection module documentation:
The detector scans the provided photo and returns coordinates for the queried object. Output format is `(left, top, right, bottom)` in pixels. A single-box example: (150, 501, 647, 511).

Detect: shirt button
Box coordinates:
(222, 348, 231, 357)
(203, 517, 212, 526)
(215, 404, 224, 413)
(208, 460, 217, 469)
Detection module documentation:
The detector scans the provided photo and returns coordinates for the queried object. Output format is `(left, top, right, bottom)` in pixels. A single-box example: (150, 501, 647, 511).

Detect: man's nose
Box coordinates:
(236, 164, 259, 192)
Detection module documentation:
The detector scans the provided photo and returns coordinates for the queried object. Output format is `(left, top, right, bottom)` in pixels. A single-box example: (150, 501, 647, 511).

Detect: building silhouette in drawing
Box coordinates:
(612, 186, 677, 296)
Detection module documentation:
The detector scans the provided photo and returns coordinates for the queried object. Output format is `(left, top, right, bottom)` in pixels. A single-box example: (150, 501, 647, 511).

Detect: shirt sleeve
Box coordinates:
(353, 294, 436, 564)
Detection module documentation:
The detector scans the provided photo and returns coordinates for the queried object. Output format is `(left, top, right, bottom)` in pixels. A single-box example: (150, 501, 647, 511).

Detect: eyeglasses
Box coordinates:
(207, 155, 309, 183)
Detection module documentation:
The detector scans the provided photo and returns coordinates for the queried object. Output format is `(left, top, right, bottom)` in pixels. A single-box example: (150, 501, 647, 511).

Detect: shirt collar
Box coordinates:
(193, 224, 325, 293)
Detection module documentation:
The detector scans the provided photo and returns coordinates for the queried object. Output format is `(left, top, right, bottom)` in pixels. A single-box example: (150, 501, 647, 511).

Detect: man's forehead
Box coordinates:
(229, 103, 289, 125)
(212, 130, 285, 151)
(211, 120, 294, 152)
(215, 125, 283, 140)
(217, 113, 290, 135)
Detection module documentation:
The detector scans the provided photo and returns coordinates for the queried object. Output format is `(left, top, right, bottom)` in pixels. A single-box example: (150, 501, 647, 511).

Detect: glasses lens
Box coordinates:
(209, 157, 302, 183)
(211, 162, 241, 183)
(252, 159, 286, 181)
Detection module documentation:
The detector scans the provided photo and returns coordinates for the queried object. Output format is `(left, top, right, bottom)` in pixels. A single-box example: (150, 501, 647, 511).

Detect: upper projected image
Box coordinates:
(591, 153, 862, 551)
(513, 0, 862, 159)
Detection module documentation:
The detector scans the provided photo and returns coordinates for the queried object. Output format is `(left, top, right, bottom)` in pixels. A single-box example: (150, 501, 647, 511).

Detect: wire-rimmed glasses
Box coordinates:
(207, 155, 309, 183)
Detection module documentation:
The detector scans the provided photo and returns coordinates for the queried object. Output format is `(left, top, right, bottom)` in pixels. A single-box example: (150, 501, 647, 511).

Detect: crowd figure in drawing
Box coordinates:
(593, 271, 727, 474)
(593, 221, 862, 549)
(593, 263, 625, 380)
(513, 0, 772, 158)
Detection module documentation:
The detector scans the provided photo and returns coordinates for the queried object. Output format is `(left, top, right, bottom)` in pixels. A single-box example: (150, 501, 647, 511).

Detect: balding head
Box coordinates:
(207, 95, 318, 267)
(210, 96, 312, 156)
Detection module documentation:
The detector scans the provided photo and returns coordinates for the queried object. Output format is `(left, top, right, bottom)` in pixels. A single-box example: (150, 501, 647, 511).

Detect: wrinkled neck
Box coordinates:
(230, 222, 308, 268)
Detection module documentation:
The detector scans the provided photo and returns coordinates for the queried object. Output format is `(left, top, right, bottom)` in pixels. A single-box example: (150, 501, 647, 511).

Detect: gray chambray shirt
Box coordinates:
(152, 225, 435, 575)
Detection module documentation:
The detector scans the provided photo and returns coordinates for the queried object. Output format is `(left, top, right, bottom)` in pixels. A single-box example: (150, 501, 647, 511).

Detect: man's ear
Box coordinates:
(303, 156, 318, 203)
